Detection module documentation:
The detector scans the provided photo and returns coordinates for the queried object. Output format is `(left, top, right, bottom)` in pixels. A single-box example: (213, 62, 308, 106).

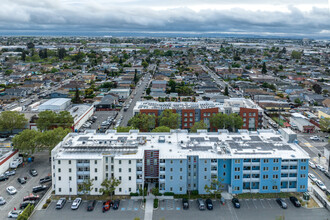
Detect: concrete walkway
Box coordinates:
(35, 188, 52, 210)
(144, 195, 154, 220)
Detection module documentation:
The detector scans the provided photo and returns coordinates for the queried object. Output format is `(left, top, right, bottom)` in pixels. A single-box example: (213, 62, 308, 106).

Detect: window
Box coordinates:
(301, 159, 307, 162)
(190, 113, 193, 116)
(105, 157, 108, 163)
(119, 168, 122, 173)
(184, 118, 187, 122)
(263, 186, 268, 190)
(68, 160, 71, 164)
(119, 176, 122, 181)
(301, 166, 306, 170)
(184, 113, 187, 116)
(223, 172, 226, 176)
(273, 167, 279, 171)
(204, 176, 207, 179)
(69, 168, 71, 173)
(235, 167, 240, 172)
(70, 188, 72, 192)
(95, 176, 98, 181)
(300, 185, 306, 189)
(59, 188, 61, 192)
(180, 176, 182, 180)
(180, 168, 183, 172)
(180, 187, 183, 192)
(129, 188, 131, 192)
(170, 187, 173, 191)
(106, 165, 108, 171)
(243, 118, 246, 122)
(205, 168, 207, 172)
(58, 176, 61, 181)
(154, 159, 157, 164)
(249, 113, 252, 116)
(95, 188, 98, 192)
(234, 186, 240, 191)
(263, 175, 268, 179)
(129, 176, 131, 181)
(119, 188, 122, 192)
(301, 174, 306, 178)
(180, 160, 182, 164)
(184, 123, 187, 126)
(106, 173, 108, 178)
(119, 160, 121, 164)
(95, 168, 97, 172)
(150, 152, 153, 157)
(205, 160, 207, 164)
(111, 157, 114, 163)
(264, 159, 269, 163)
(58, 160, 61, 165)
(223, 164, 226, 168)
(273, 186, 278, 190)
(273, 175, 278, 179)
(95, 160, 97, 165)
(253, 113, 256, 116)
(170, 160, 173, 164)
(235, 160, 240, 164)
(69, 176, 72, 181)
(129, 160, 131, 164)
(170, 168, 173, 172)
(170, 176, 173, 180)
(129, 168, 131, 172)
(234, 175, 240, 180)
(147, 159, 150, 165)
(189, 123, 193, 126)
(58, 168, 61, 173)
(243, 113, 246, 116)
(263, 167, 269, 171)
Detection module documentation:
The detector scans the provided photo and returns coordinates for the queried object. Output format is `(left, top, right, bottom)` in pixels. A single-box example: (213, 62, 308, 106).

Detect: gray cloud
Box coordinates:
(0, 0, 329, 37)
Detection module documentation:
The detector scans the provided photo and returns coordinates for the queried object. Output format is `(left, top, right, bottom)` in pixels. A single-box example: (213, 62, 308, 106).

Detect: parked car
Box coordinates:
(308, 173, 317, 182)
(0, 174, 8, 181)
(6, 186, 17, 195)
(324, 171, 330, 179)
(0, 197, 6, 205)
(308, 161, 316, 169)
(102, 200, 113, 212)
(113, 199, 120, 210)
(17, 177, 27, 184)
(87, 200, 96, 211)
(316, 165, 326, 172)
(23, 194, 40, 201)
(20, 201, 35, 209)
(32, 185, 47, 193)
(315, 180, 327, 191)
(326, 189, 330, 196)
(8, 210, 22, 218)
(56, 198, 66, 209)
(197, 199, 205, 210)
(276, 198, 287, 209)
(30, 169, 38, 176)
(182, 198, 189, 210)
(39, 176, 52, 184)
(71, 198, 82, 210)
(205, 199, 213, 210)
(5, 170, 16, 176)
(310, 136, 320, 141)
(232, 198, 240, 208)
(289, 196, 301, 207)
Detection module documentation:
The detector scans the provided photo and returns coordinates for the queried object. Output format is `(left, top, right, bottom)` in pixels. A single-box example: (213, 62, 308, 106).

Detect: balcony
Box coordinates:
(159, 170, 165, 175)
(251, 170, 260, 174)
(137, 162, 143, 167)
(159, 178, 165, 183)
(243, 170, 251, 174)
(77, 179, 84, 183)
(211, 169, 217, 174)
(77, 171, 90, 176)
(136, 179, 143, 183)
(77, 163, 90, 167)
(137, 170, 143, 175)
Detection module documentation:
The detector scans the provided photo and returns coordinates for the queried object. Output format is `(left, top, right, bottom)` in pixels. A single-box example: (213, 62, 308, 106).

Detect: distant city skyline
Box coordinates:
(0, 0, 329, 37)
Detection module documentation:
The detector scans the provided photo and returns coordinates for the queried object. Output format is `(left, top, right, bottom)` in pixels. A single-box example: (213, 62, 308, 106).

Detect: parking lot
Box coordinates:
(31, 199, 144, 220)
(0, 151, 51, 219)
(87, 111, 118, 131)
(153, 198, 330, 220)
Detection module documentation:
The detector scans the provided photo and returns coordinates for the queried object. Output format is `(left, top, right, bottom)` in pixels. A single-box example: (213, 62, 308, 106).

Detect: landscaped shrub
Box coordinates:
(46, 198, 51, 204)
(153, 199, 159, 209)
(130, 193, 139, 196)
(42, 204, 48, 209)
(164, 192, 174, 196)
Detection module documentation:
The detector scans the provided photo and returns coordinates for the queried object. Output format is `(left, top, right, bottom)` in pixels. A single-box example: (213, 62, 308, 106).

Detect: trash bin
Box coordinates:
(303, 192, 310, 200)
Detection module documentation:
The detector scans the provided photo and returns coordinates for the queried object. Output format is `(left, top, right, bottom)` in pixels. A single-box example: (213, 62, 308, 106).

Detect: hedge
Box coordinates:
(163, 192, 174, 196)
(17, 204, 35, 220)
(130, 193, 139, 196)
(153, 199, 159, 209)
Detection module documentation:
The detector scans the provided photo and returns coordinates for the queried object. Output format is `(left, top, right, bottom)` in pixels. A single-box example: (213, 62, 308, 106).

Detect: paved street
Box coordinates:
(0, 151, 51, 219)
(31, 199, 144, 220)
(153, 198, 329, 220)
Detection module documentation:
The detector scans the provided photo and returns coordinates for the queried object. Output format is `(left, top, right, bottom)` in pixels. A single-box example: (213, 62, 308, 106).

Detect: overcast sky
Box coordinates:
(0, 0, 330, 37)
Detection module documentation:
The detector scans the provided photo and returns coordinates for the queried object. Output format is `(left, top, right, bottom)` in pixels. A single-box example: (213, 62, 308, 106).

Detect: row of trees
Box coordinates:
(78, 177, 121, 200)
(127, 109, 243, 132)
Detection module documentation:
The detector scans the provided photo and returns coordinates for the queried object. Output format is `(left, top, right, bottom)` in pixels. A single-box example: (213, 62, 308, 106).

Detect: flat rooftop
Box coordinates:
(53, 129, 309, 160)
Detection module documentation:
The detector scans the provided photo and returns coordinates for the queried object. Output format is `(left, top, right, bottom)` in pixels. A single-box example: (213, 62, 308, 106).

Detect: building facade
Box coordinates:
(51, 129, 309, 196)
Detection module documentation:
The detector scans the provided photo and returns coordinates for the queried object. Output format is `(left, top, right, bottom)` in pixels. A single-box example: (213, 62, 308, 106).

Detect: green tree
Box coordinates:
(12, 129, 41, 154)
(204, 178, 224, 199)
(146, 87, 151, 95)
(320, 118, 330, 133)
(158, 109, 179, 129)
(99, 177, 121, 200)
(294, 98, 303, 106)
(36, 110, 73, 131)
(0, 111, 27, 134)
(168, 79, 176, 93)
(27, 42, 35, 49)
(224, 86, 229, 96)
(51, 68, 58, 73)
(36, 127, 70, 152)
(72, 87, 82, 104)
(190, 121, 207, 133)
(4, 69, 13, 75)
(312, 84, 322, 94)
(128, 114, 156, 131)
(58, 48, 66, 60)
(261, 62, 267, 74)
(151, 187, 159, 199)
(152, 126, 171, 132)
(134, 69, 138, 84)
(210, 113, 243, 132)
(291, 50, 302, 59)
(116, 126, 136, 132)
(78, 178, 94, 200)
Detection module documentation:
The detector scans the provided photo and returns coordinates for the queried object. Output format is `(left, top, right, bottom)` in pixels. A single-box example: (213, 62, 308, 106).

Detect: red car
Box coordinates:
(23, 194, 40, 201)
(102, 200, 113, 212)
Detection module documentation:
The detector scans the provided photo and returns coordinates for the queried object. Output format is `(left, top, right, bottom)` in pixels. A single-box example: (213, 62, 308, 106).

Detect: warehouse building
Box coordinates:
(38, 98, 71, 111)
(51, 129, 309, 196)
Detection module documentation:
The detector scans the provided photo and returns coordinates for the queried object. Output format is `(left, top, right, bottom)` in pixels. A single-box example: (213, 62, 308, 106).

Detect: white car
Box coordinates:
(316, 165, 326, 172)
(308, 173, 317, 182)
(71, 198, 82, 210)
(0, 196, 6, 205)
(315, 180, 327, 191)
(308, 161, 316, 169)
(8, 210, 22, 218)
(310, 136, 320, 141)
(6, 186, 17, 195)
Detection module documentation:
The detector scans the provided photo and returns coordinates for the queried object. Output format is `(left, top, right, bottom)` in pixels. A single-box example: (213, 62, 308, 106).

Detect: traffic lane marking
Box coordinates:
(310, 168, 324, 181)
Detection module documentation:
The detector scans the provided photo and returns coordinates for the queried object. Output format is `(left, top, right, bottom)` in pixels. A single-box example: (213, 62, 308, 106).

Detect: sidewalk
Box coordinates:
(35, 188, 52, 210)
(144, 195, 155, 220)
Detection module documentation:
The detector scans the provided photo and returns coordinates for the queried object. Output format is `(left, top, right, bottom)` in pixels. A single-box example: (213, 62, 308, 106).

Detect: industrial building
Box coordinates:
(51, 129, 309, 196)
(133, 98, 263, 131)
(38, 98, 71, 111)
